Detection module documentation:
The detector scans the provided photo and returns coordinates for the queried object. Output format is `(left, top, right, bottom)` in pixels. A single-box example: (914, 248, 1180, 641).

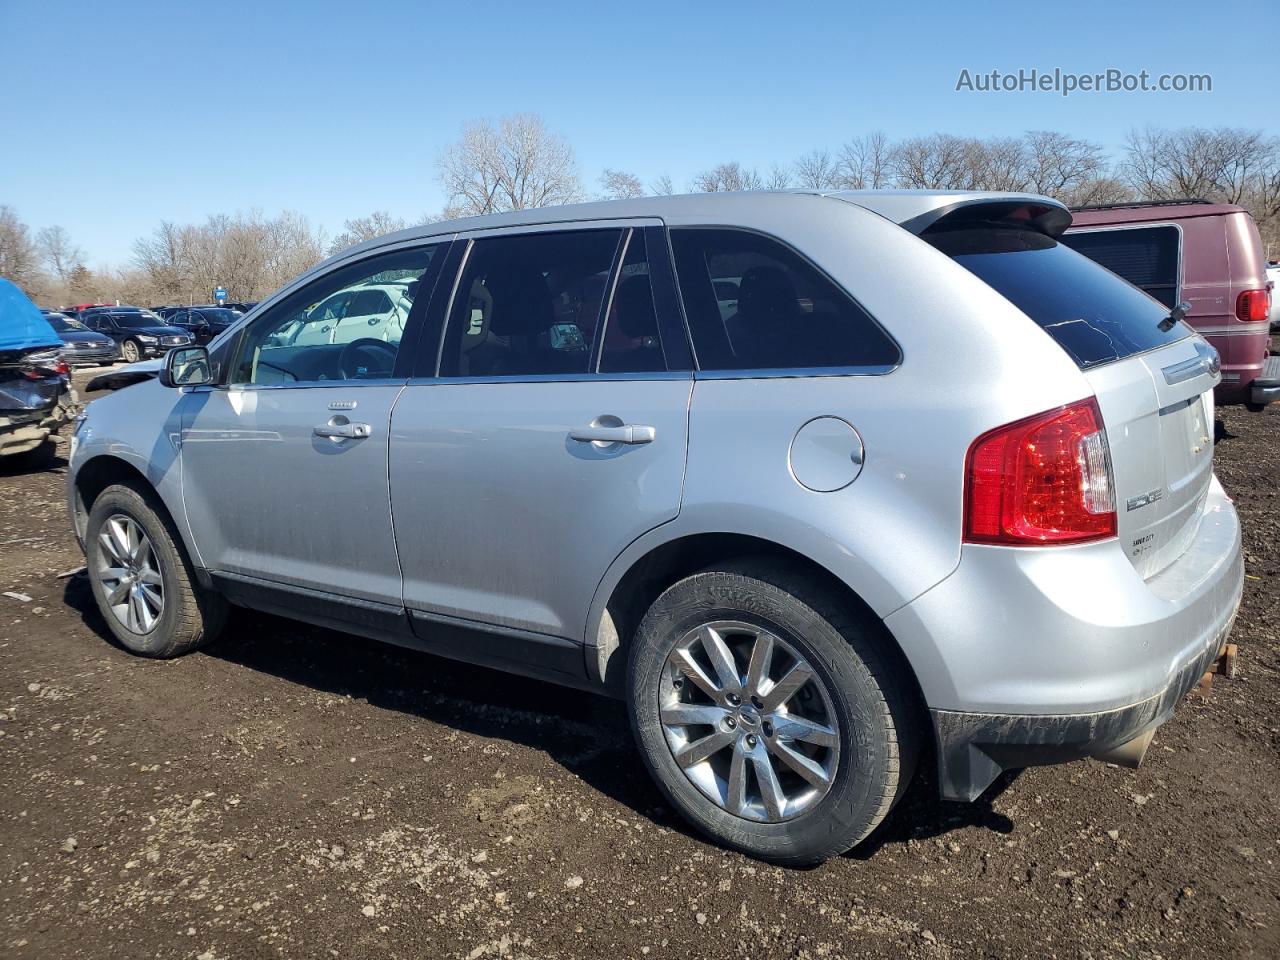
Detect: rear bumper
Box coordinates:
(1249, 354, 1280, 407)
(930, 612, 1234, 800)
(886, 475, 1244, 801)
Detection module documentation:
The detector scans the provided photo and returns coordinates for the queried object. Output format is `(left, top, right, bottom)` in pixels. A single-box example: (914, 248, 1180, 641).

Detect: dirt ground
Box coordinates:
(0, 367, 1277, 960)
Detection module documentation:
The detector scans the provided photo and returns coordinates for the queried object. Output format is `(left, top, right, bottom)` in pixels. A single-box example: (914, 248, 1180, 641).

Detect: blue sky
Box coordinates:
(2, 0, 1272, 267)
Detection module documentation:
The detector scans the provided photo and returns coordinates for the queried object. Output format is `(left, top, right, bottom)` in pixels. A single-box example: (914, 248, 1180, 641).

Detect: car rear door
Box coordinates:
(388, 223, 693, 678)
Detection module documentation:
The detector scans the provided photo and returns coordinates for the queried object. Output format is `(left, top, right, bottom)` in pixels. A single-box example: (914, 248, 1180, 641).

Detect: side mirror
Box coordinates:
(159, 345, 213, 388)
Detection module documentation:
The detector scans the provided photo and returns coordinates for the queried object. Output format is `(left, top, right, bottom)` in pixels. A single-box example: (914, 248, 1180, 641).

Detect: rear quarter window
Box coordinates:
(670, 228, 900, 372)
(927, 226, 1190, 369)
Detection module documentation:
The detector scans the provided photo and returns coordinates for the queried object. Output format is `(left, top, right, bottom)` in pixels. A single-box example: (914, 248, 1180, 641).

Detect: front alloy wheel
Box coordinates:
(661, 621, 840, 822)
(95, 513, 165, 633)
(121, 340, 141, 363)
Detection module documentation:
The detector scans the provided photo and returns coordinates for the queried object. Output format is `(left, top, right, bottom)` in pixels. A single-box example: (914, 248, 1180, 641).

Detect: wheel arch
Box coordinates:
(72, 454, 203, 579)
(586, 530, 929, 722)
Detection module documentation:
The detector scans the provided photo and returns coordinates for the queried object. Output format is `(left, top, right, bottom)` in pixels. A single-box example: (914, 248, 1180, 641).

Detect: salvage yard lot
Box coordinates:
(0, 370, 1277, 960)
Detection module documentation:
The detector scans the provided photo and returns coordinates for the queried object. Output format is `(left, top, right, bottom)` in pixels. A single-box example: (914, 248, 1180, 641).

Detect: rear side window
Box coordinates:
(1060, 225, 1181, 308)
(670, 228, 900, 371)
(928, 227, 1190, 369)
(439, 230, 622, 378)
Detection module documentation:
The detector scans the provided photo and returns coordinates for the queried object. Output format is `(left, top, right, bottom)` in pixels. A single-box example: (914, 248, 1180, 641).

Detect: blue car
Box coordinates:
(1, 280, 78, 466)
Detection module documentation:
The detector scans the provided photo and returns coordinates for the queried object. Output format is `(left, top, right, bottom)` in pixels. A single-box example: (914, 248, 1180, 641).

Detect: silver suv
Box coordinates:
(68, 191, 1243, 865)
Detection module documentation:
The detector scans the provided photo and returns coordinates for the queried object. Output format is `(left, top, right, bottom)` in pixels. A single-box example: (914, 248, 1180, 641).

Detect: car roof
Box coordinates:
(329, 189, 1066, 261)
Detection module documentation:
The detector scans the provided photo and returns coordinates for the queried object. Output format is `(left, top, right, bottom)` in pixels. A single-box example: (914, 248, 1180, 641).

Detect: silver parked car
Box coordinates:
(67, 191, 1243, 864)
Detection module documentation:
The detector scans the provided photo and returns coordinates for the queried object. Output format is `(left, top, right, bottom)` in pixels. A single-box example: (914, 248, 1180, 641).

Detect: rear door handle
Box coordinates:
(314, 422, 372, 439)
(568, 424, 656, 445)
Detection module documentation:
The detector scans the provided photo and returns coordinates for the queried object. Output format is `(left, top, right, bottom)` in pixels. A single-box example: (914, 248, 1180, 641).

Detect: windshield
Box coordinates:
(48, 316, 87, 332)
(926, 226, 1191, 369)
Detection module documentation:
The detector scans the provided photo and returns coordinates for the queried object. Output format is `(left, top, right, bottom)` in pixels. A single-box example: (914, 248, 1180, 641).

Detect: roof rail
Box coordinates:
(1070, 198, 1213, 212)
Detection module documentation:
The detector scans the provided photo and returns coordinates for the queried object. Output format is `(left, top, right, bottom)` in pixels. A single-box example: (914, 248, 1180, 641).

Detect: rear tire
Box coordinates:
(85, 484, 227, 658)
(627, 559, 919, 865)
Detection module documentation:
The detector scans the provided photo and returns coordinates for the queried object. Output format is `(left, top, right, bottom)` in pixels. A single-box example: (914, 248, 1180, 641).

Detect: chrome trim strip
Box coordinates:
(694, 364, 898, 381)
(406, 370, 693, 386)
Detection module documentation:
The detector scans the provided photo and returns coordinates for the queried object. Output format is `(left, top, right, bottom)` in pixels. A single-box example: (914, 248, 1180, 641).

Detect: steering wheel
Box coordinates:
(337, 338, 397, 379)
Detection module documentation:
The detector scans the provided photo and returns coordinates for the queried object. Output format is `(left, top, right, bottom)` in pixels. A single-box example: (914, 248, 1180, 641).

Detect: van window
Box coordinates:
(439, 230, 622, 378)
(1060, 225, 1181, 308)
(669, 228, 899, 371)
(928, 226, 1190, 369)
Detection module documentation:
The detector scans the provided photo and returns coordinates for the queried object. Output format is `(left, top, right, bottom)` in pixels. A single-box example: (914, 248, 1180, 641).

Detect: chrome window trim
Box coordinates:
(194, 378, 409, 393)
(694, 364, 899, 381)
(406, 370, 693, 387)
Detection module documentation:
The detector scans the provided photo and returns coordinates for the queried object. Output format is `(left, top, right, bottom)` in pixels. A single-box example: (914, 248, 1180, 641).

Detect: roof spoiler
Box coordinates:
(900, 198, 1072, 238)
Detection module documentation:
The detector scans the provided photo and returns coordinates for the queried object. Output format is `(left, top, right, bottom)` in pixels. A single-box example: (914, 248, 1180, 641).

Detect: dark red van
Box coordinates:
(1065, 200, 1277, 410)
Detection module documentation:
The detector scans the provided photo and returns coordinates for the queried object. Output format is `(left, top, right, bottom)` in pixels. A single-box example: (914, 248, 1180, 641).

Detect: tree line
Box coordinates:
(2, 116, 1277, 308)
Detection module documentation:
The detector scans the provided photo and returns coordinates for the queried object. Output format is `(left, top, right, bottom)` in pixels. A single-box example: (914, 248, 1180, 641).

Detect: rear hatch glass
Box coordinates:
(928, 224, 1213, 579)
(926, 226, 1190, 367)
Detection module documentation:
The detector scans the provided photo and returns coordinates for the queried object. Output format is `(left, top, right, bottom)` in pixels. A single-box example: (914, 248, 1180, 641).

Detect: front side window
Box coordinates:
(670, 228, 900, 371)
(439, 229, 622, 377)
(1060, 225, 1181, 309)
(231, 245, 439, 385)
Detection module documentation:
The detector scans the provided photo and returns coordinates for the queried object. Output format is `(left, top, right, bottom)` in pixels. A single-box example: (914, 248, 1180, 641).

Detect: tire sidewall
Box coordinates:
(628, 571, 895, 865)
(86, 488, 187, 656)
(121, 340, 140, 363)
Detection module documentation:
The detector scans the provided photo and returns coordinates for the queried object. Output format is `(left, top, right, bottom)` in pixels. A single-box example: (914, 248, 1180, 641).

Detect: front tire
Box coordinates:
(627, 560, 918, 865)
(120, 339, 141, 363)
(85, 484, 227, 657)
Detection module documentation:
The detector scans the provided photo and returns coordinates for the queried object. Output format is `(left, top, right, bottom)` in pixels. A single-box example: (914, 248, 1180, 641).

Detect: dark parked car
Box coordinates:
(42, 311, 117, 366)
(78, 307, 193, 364)
(165, 307, 243, 344)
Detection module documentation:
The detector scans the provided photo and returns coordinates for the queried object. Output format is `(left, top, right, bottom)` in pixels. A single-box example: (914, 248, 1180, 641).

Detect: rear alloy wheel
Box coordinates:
(628, 560, 918, 865)
(120, 339, 141, 363)
(660, 621, 840, 822)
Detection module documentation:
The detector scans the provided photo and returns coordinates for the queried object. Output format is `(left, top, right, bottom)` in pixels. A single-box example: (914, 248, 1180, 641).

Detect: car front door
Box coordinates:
(178, 240, 450, 631)
(389, 224, 694, 678)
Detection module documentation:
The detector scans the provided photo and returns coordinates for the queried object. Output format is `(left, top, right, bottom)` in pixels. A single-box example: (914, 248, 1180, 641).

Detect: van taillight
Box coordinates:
(964, 399, 1116, 546)
(1235, 289, 1269, 323)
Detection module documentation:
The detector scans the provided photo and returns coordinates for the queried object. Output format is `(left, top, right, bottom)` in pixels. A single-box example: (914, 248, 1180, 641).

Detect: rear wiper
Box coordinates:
(1158, 301, 1192, 333)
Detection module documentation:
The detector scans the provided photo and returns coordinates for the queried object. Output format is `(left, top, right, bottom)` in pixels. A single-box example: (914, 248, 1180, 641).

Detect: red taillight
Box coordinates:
(1235, 289, 1269, 323)
(964, 399, 1116, 546)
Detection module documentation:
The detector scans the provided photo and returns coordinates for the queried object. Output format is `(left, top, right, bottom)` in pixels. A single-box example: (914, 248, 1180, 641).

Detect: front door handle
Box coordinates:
(314, 422, 372, 439)
(569, 424, 656, 445)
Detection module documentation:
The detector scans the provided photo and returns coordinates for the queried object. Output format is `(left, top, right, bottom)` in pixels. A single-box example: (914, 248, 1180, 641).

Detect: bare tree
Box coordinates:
(836, 132, 893, 189)
(598, 169, 646, 200)
(1022, 131, 1110, 201)
(132, 210, 325, 304)
(649, 173, 676, 196)
(692, 161, 764, 192)
(766, 164, 791, 190)
(437, 113, 582, 217)
(329, 211, 409, 254)
(793, 149, 839, 189)
(0, 205, 42, 291)
(35, 225, 84, 282)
